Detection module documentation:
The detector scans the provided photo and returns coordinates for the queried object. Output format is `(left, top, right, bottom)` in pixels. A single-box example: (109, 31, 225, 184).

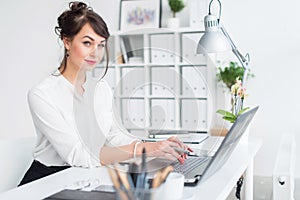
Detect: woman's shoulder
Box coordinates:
(28, 72, 68, 98)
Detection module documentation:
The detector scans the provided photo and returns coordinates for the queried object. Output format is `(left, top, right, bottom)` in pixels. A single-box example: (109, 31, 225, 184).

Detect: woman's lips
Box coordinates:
(85, 60, 97, 65)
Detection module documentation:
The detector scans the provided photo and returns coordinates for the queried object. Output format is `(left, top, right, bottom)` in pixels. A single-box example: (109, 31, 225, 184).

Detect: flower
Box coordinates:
(217, 78, 250, 123)
(231, 77, 242, 95)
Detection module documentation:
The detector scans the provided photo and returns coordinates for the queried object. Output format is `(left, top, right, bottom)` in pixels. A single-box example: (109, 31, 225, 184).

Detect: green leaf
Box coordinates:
(216, 109, 236, 118)
(237, 107, 250, 116)
(216, 61, 254, 90)
(223, 116, 236, 123)
(168, 0, 185, 14)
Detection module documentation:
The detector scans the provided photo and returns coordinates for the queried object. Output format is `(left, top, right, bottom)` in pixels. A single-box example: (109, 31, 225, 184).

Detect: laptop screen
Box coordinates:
(199, 106, 259, 182)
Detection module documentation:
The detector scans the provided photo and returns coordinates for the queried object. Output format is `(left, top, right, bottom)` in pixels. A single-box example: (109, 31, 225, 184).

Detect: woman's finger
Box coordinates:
(161, 152, 177, 162)
(187, 147, 194, 152)
(167, 136, 185, 149)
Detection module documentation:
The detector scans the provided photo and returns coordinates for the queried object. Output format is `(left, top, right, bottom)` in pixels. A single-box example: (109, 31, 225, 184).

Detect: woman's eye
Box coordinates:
(83, 41, 91, 46)
(98, 43, 105, 49)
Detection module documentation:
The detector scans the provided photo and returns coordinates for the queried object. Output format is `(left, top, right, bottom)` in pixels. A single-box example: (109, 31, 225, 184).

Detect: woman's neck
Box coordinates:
(60, 64, 86, 95)
(60, 66, 86, 85)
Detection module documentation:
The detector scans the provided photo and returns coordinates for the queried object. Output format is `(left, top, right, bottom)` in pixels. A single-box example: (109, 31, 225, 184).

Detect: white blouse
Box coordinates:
(28, 72, 135, 167)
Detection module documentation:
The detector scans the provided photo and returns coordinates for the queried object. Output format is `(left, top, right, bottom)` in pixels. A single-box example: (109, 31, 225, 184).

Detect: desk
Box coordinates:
(0, 137, 261, 200)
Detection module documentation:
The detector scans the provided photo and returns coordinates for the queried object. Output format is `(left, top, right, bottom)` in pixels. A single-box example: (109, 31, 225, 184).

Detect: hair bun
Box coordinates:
(69, 1, 88, 12)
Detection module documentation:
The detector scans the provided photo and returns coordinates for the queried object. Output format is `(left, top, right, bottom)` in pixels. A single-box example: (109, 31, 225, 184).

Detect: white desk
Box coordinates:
(0, 138, 261, 200)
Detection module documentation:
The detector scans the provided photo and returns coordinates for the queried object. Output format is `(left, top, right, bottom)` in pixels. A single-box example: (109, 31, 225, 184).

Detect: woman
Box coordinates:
(19, 1, 190, 186)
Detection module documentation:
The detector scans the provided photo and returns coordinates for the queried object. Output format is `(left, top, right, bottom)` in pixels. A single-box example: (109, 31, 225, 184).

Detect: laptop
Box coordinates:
(147, 106, 259, 186)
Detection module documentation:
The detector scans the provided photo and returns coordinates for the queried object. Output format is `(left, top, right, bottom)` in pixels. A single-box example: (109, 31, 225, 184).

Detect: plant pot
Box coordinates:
(167, 18, 180, 29)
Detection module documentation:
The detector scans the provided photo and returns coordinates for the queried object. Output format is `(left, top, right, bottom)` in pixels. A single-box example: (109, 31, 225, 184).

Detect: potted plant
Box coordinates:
(217, 78, 249, 123)
(216, 61, 254, 91)
(167, 0, 185, 28)
(216, 61, 254, 119)
(215, 61, 254, 134)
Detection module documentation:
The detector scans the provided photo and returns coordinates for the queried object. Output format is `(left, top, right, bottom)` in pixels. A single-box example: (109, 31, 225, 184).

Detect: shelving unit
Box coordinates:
(93, 28, 216, 137)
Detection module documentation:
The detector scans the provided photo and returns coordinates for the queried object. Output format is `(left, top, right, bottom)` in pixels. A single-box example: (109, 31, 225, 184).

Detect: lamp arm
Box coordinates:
(219, 24, 250, 86)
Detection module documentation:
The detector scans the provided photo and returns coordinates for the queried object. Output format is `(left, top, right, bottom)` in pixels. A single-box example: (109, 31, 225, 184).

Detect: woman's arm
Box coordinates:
(100, 138, 187, 165)
(28, 88, 100, 167)
(97, 81, 189, 165)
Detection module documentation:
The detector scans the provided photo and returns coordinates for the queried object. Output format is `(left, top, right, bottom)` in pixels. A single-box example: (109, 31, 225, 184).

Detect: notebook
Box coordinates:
(44, 189, 115, 200)
(147, 106, 259, 186)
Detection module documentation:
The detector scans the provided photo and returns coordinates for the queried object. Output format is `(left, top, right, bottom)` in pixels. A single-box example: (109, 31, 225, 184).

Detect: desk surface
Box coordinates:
(0, 137, 261, 200)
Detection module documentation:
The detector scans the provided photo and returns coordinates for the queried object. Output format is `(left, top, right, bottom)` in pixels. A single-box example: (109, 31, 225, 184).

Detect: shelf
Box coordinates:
(93, 27, 216, 137)
(111, 27, 205, 36)
(116, 96, 208, 100)
(126, 127, 208, 133)
(115, 63, 145, 67)
(97, 63, 208, 67)
(179, 63, 207, 67)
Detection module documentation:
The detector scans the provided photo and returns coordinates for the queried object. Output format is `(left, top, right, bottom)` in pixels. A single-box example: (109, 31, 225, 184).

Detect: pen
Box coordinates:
(173, 147, 190, 155)
(140, 147, 147, 189)
(183, 141, 200, 144)
(129, 162, 139, 187)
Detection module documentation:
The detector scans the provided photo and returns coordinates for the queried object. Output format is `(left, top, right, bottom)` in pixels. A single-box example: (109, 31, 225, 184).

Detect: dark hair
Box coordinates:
(55, 1, 110, 77)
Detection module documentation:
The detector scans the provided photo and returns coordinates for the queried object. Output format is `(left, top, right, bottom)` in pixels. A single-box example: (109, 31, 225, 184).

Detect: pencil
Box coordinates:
(151, 171, 162, 188)
(107, 167, 120, 189)
(160, 165, 174, 183)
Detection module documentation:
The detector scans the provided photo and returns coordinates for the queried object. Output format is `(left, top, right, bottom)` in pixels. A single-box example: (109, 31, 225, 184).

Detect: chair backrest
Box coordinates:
(0, 137, 36, 193)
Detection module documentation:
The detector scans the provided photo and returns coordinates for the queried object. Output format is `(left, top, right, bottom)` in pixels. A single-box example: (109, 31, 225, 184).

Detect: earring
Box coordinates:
(66, 51, 69, 58)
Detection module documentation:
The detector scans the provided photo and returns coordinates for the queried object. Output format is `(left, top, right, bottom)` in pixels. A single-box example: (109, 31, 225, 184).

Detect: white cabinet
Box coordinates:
(94, 28, 216, 137)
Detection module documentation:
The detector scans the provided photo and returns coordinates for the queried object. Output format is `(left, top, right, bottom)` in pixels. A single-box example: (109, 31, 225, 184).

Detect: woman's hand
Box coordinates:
(167, 136, 193, 163)
(144, 136, 193, 164)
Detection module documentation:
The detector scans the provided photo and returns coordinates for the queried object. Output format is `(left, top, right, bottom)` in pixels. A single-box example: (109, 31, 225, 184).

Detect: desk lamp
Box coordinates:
(197, 0, 250, 86)
(197, 2, 250, 197)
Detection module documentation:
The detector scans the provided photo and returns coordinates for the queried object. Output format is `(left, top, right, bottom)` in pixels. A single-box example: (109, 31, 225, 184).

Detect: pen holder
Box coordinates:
(115, 184, 164, 200)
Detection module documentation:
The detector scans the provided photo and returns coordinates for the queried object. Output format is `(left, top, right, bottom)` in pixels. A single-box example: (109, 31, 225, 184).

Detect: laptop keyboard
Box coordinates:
(173, 156, 209, 175)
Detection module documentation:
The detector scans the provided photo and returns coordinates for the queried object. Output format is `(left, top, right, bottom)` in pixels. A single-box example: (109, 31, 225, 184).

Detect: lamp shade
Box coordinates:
(197, 14, 232, 54)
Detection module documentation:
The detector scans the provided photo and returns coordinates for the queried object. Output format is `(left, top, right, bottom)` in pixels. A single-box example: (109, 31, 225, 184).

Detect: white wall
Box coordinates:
(1, 0, 300, 179)
(0, 1, 62, 139)
(220, 0, 300, 178)
(0, 0, 119, 140)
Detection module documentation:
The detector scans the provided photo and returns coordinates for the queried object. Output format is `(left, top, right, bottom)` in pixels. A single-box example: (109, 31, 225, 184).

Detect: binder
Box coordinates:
(181, 99, 207, 130)
(181, 66, 207, 97)
(120, 36, 133, 63)
(150, 99, 175, 129)
(94, 67, 116, 92)
(150, 34, 175, 64)
(189, 0, 207, 29)
(151, 67, 175, 97)
(121, 67, 144, 97)
(181, 33, 206, 64)
(122, 99, 145, 128)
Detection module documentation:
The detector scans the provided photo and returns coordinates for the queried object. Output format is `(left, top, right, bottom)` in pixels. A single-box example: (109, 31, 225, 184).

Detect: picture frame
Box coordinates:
(119, 0, 161, 31)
